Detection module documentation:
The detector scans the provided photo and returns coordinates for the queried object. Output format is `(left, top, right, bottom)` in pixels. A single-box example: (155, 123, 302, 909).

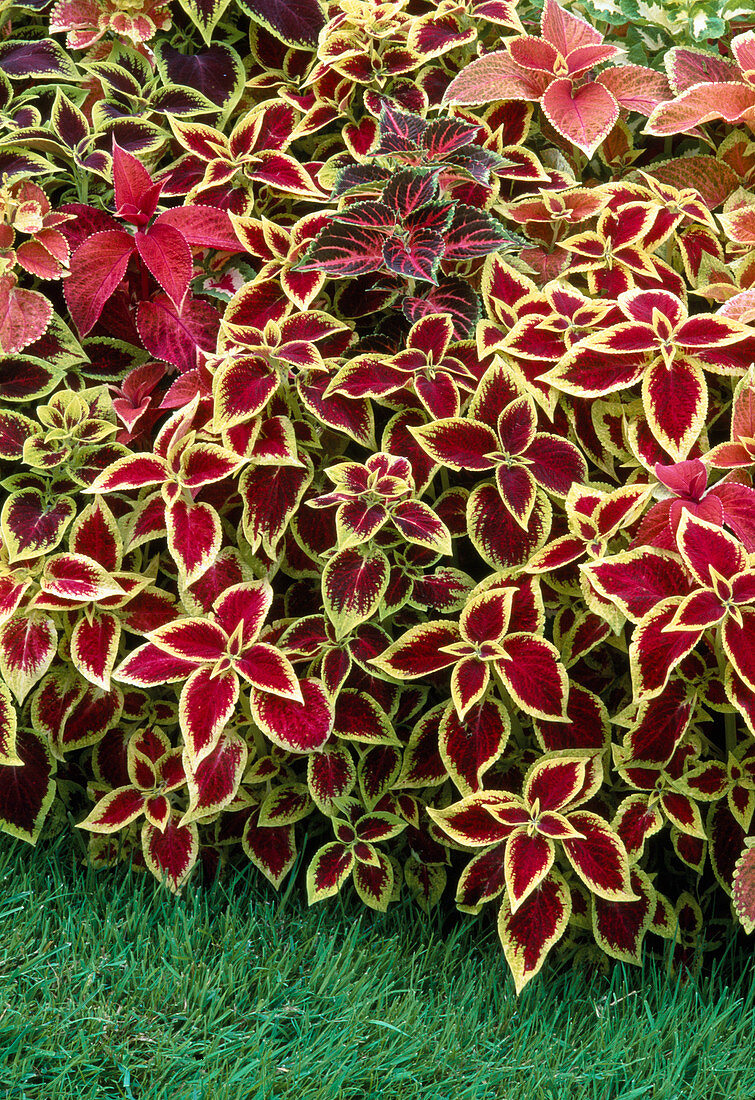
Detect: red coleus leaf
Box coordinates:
(440, 695, 510, 792)
(630, 599, 701, 701)
(353, 851, 394, 911)
(497, 870, 571, 995)
(0, 614, 57, 702)
(70, 496, 122, 572)
(645, 81, 755, 138)
(41, 553, 124, 602)
(52, 682, 122, 759)
(676, 511, 746, 587)
(71, 611, 120, 691)
(166, 498, 221, 585)
(583, 548, 689, 622)
(149, 617, 227, 662)
(0, 680, 19, 766)
(494, 634, 568, 721)
(306, 841, 355, 902)
(3, 488, 76, 563)
(455, 845, 507, 913)
(212, 356, 278, 428)
(257, 783, 313, 827)
(613, 795, 664, 861)
(138, 293, 220, 374)
(79, 785, 147, 833)
(535, 683, 608, 753)
(0, 728, 55, 843)
(444, 50, 549, 105)
(561, 811, 635, 902)
(592, 868, 655, 965)
(179, 665, 238, 765)
(214, 581, 273, 644)
(141, 811, 199, 894)
(181, 729, 247, 825)
(237, 643, 301, 698)
(334, 691, 399, 746)
(383, 227, 444, 284)
(358, 745, 403, 809)
(722, 609, 755, 694)
(468, 484, 552, 571)
(250, 677, 333, 754)
(242, 813, 297, 889)
(299, 225, 387, 276)
(308, 742, 357, 814)
(427, 791, 521, 846)
(158, 204, 242, 250)
(410, 418, 497, 471)
(114, 641, 197, 686)
(86, 454, 169, 494)
(523, 754, 589, 812)
(323, 544, 390, 639)
(372, 620, 460, 679)
(504, 829, 555, 912)
(391, 500, 452, 554)
(112, 141, 162, 225)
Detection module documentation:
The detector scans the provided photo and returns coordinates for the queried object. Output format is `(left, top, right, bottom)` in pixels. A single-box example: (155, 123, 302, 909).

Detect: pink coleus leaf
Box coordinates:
(645, 82, 755, 137)
(112, 141, 162, 225)
(135, 222, 192, 310)
(596, 65, 670, 116)
(64, 230, 135, 336)
(0, 276, 54, 354)
(541, 78, 619, 158)
(444, 50, 549, 105)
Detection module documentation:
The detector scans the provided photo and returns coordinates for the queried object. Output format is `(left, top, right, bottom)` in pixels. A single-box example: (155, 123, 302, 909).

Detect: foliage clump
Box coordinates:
(4, 0, 755, 992)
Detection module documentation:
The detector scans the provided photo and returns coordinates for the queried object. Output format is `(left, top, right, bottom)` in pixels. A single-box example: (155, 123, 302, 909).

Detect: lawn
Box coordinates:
(1, 834, 754, 1100)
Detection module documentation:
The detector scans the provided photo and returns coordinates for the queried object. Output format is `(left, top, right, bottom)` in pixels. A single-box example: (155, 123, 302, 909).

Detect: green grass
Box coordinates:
(1, 835, 755, 1100)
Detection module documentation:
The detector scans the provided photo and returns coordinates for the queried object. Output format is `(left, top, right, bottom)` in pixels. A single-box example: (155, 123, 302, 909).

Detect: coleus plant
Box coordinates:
(443, 0, 671, 157)
(6, 0, 755, 995)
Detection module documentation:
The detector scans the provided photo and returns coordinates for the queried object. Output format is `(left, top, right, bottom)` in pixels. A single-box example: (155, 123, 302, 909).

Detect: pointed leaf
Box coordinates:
(179, 665, 238, 765)
(250, 677, 333, 754)
(497, 871, 571, 995)
(141, 812, 199, 894)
